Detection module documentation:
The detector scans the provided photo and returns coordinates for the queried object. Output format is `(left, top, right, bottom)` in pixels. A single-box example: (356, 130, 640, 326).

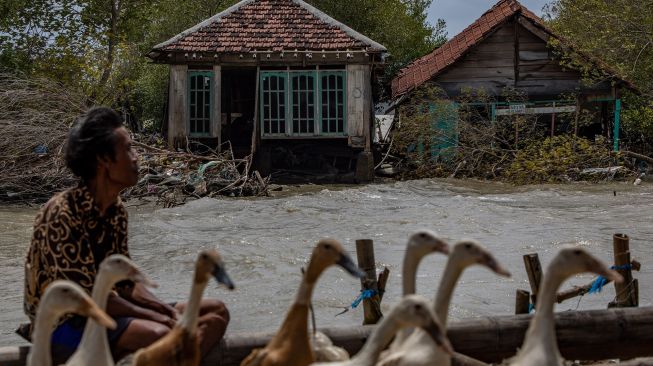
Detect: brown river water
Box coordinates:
(1, 179, 652, 346)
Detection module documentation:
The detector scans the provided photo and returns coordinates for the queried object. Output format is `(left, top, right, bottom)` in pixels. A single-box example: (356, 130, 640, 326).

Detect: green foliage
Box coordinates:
(544, 0, 653, 147)
(504, 135, 617, 184)
(292, 0, 447, 87)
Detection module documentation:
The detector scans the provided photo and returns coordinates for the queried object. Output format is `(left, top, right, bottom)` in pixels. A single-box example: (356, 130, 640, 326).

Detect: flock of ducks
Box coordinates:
(27, 231, 623, 366)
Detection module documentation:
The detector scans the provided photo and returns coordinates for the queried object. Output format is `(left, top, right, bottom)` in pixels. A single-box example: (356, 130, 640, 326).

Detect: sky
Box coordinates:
(427, 0, 549, 38)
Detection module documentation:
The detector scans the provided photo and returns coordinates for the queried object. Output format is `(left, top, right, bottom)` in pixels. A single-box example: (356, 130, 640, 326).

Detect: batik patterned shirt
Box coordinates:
(23, 184, 129, 322)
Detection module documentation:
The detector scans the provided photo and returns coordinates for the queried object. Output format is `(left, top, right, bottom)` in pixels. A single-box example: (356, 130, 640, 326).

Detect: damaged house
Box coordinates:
(390, 0, 636, 157)
(147, 0, 386, 181)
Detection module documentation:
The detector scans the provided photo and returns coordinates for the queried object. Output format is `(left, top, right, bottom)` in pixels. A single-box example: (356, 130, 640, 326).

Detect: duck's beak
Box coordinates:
(336, 254, 366, 278)
(591, 260, 624, 284)
(422, 318, 453, 356)
(484, 255, 511, 277)
(80, 298, 117, 330)
(212, 265, 235, 290)
(128, 267, 158, 289)
(436, 243, 450, 255)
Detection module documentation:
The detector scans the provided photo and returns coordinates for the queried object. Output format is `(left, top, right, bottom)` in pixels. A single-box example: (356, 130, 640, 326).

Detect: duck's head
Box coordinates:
(450, 240, 511, 277)
(550, 247, 623, 283)
(406, 230, 450, 257)
(308, 239, 365, 280)
(195, 249, 235, 290)
(44, 280, 116, 329)
(394, 294, 453, 355)
(100, 254, 157, 288)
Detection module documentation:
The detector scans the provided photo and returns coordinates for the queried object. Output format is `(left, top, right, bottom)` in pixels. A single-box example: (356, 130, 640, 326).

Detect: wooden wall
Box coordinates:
(435, 18, 592, 98)
(211, 65, 222, 144)
(168, 65, 188, 147)
(347, 64, 372, 150)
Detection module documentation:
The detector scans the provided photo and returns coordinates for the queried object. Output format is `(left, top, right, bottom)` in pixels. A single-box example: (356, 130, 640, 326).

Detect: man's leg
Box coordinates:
(175, 299, 229, 356)
(113, 319, 171, 357)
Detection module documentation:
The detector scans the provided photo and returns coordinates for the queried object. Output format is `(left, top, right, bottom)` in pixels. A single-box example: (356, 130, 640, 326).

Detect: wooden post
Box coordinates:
(609, 233, 637, 308)
(523, 253, 543, 307)
(515, 289, 531, 314)
(355, 239, 383, 324)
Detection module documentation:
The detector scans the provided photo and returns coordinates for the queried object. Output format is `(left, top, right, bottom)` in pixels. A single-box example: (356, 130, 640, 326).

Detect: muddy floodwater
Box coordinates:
(1, 179, 652, 345)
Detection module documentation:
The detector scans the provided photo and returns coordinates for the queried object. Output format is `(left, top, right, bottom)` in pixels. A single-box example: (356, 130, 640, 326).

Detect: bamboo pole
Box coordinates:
(355, 239, 383, 324)
(609, 233, 638, 308)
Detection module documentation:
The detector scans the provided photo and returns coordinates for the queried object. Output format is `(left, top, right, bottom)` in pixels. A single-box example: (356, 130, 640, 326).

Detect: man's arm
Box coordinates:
(115, 282, 179, 320)
(106, 291, 176, 328)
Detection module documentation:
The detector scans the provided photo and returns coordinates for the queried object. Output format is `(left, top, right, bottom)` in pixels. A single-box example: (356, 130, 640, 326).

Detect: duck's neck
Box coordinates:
(75, 271, 115, 364)
(434, 258, 463, 328)
(269, 263, 322, 348)
(179, 276, 209, 331)
(520, 271, 565, 354)
(402, 250, 420, 296)
(353, 311, 402, 364)
(29, 308, 59, 366)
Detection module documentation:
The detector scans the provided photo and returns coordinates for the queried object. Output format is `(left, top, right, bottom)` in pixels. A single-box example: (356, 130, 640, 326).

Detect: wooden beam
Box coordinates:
(5, 307, 653, 365)
(355, 239, 383, 324)
(517, 16, 551, 43)
(523, 253, 543, 306)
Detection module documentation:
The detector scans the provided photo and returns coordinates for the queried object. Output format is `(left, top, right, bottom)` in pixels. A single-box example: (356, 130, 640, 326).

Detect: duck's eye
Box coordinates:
(414, 304, 422, 311)
(62, 288, 70, 294)
(419, 233, 427, 238)
(465, 243, 472, 250)
(201, 253, 208, 260)
(324, 244, 332, 250)
(573, 250, 582, 255)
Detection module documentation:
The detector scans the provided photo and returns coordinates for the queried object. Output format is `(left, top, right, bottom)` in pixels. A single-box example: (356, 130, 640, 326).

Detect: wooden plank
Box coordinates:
(200, 306, 653, 365)
(438, 67, 515, 81)
(517, 16, 550, 43)
(168, 64, 189, 148)
(515, 289, 530, 314)
(346, 64, 371, 148)
(5, 307, 653, 366)
(523, 254, 543, 305)
(519, 51, 550, 61)
(211, 65, 222, 143)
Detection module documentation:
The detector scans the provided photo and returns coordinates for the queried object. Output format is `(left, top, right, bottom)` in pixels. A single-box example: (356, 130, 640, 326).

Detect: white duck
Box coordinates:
(66, 254, 155, 366)
(27, 280, 116, 366)
(311, 295, 453, 366)
(510, 247, 623, 366)
(378, 240, 511, 366)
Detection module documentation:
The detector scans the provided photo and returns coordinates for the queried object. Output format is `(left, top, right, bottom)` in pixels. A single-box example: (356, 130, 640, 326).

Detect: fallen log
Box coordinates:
(2, 307, 652, 366)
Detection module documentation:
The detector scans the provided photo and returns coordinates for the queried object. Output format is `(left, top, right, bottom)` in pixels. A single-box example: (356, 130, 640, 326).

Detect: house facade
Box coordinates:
(148, 0, 386, 181)
(391, 0, 635, 152)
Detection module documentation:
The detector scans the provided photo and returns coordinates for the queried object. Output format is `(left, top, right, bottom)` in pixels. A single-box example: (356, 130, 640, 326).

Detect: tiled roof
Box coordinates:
(391, 0, 546, 98)
(152, 0, 386, 54)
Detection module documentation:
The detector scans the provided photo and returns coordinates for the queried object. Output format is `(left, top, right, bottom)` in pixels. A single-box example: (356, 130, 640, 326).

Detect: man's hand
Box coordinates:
(117, 281, 178, 320)
(143, 309, 177, 328)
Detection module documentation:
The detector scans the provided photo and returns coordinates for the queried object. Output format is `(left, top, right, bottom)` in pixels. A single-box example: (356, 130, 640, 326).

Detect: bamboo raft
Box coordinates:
(1, 306, 652, 366)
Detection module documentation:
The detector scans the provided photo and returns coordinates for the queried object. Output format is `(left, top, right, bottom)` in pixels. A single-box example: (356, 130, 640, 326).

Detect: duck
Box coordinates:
(119, 249, 234, 366)
(391, 230, 449, 348)
(240, 239, 365, 366)
(310, 295, 453, 366)
(378, 240, 511, 366)
(509, 247, 623, 366)
(27, 280, 116, 366)
(66, 254, 156, 366)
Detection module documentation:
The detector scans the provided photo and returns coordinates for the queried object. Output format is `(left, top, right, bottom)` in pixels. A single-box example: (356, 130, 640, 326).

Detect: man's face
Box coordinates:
(105, 127, 139, 190)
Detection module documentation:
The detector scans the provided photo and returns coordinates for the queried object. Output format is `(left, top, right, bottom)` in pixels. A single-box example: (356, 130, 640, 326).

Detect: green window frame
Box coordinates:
(188, 71, 213, 137)
(261, 72, 288, 136)
(290, 71, 317, 136)
(319, 71, 346, 135)
(260, 70, 347, 138)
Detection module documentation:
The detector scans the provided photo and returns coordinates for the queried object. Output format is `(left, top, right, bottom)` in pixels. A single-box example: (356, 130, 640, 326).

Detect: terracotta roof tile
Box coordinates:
(154, 0, 385, 54)
(391, 0, 548, 98)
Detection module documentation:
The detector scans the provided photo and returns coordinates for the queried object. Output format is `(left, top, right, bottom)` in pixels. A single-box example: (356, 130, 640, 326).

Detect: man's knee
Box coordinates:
(133, 320, 170, 344)
(203, 299, 230, 323)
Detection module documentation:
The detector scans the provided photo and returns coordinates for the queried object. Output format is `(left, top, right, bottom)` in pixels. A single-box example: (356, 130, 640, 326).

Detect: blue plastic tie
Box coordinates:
(588, 264, 631, 294)
(528, 303, 534, 313)
(351, 289, 377, 309)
